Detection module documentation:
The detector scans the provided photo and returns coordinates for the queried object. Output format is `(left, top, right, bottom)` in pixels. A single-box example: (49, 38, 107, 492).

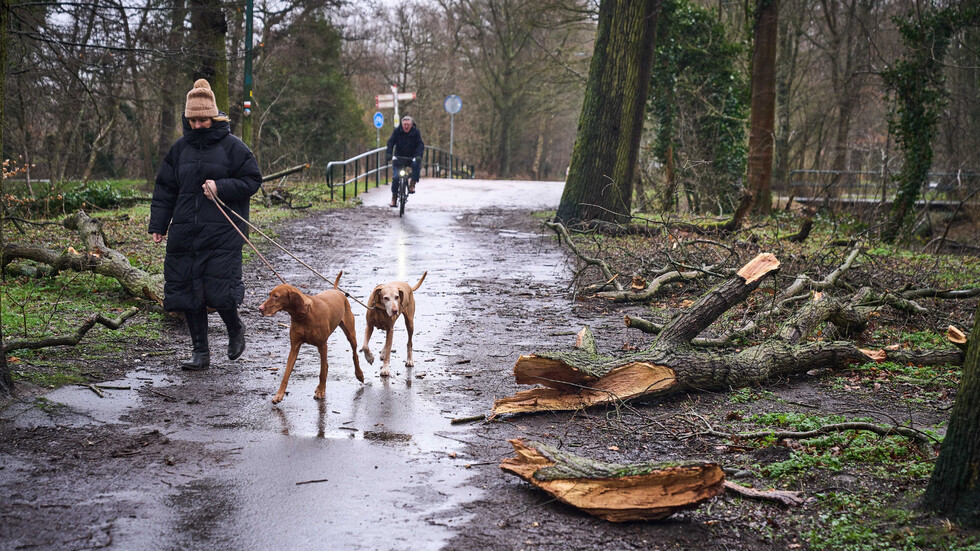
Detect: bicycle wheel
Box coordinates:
(399, 178, 407, 217)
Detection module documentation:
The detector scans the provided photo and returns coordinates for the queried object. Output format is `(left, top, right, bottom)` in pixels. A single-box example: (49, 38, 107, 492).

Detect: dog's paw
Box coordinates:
(405, 358, 414, 367)
(354, 368, 365, 383)
(314, 387, 325, 400)
(272, 393, 285, 404)
(361, 348, 375, 365)
(380, 366, 390, 378)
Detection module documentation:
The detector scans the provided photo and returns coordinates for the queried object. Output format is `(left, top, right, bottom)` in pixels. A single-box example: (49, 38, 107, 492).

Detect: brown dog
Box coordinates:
(361, 272, 427, 377)
(258, 272, 364, 403)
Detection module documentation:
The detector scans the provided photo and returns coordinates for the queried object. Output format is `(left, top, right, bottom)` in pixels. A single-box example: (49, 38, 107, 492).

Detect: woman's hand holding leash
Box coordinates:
(202, 179, 218, 200)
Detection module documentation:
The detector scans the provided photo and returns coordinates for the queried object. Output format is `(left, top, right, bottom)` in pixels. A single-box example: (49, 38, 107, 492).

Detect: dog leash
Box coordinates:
(207, 193, 376, 310)
(208, 194, 288, 286)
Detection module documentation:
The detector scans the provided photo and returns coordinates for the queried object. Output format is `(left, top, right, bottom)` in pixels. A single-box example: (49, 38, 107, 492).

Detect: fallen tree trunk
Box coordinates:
(1, 210, 164, 305)
(493, 253, 965, 416)
(500, 439, 726, 521)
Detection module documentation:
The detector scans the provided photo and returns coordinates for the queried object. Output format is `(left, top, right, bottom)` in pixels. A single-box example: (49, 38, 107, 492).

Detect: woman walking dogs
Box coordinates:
(149, 79, 262, 371)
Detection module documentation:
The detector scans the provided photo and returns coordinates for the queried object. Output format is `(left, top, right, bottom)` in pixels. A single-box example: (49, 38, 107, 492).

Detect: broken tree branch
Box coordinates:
(698, 420, 937, 447)
(3, 307, 140, 353)
(722, 480, 804, 506)
(500, 439, 725, 521)
(544, 221, 623, 291)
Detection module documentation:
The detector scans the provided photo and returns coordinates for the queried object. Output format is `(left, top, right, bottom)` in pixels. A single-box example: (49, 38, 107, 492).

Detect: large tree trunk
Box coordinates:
(1, 0, 14, 398)
(500, 439, 725, 521)
(493, 253, 964, 416)
(745, 0, 779, 215)
(923, 300, 980, 527)
(554, 0, 662, 226)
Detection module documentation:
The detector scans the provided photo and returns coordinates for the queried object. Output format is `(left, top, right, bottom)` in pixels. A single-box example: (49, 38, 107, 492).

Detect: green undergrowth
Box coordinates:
(801, 490, 980, 551)
(715, 404, 961, 548)
(741, 411, 938, 481)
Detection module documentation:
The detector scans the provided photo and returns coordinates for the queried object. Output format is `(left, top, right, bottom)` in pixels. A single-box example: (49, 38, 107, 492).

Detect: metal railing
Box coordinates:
(325, 146, 474, 201)
(788, 169, 980, 207)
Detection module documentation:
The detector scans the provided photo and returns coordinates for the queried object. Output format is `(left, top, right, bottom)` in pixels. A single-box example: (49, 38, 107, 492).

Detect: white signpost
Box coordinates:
(375, 85, 416, 126)
(444, 94, 462, 157)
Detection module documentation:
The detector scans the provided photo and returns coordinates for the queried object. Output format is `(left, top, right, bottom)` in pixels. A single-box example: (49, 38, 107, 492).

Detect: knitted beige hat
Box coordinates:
(185, 79, 219, 119)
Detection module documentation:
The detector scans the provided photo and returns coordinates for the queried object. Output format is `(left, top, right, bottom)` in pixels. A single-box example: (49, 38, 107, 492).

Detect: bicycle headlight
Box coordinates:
(399, 168, 408, 177)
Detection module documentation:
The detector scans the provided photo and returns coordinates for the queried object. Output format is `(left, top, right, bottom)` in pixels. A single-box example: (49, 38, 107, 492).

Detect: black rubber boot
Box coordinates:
(219, 309, 245, 360)
(181, 309, 210, 371)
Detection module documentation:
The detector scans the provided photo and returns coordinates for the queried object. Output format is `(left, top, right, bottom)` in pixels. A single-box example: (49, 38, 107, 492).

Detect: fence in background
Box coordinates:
(788, 169, 980, 209)
(325, 146, 474, 201)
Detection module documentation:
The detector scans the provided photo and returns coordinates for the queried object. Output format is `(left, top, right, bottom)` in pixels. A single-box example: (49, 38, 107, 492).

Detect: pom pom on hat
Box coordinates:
(185, 79, 219, 119)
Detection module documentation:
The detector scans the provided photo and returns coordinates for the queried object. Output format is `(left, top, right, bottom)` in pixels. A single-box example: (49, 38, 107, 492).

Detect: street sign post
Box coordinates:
(444, 94, 462, 157)
(374, 85, 416, 126)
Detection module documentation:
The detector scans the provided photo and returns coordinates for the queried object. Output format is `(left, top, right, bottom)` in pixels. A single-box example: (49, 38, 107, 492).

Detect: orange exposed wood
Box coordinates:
(736, 253, 780, 284)
(500, 440, 726, 522)
(495, 360, 676, 415)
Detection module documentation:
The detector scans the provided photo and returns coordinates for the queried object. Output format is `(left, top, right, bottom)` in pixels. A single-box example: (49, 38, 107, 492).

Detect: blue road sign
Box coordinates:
(373, 112, 384, 128)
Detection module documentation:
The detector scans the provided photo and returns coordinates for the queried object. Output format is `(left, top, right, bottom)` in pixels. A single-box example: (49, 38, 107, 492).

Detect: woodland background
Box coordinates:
(2, 0, 976, 210)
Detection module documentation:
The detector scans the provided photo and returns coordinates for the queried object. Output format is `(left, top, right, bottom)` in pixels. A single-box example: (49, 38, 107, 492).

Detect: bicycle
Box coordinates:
(390, 155, 415, 217)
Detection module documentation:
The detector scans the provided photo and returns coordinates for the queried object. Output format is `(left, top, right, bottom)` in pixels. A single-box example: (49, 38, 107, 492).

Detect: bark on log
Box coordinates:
(492, 253, 965, 416)
(1, 210, 164, 305)
(500, 439, 726, 522)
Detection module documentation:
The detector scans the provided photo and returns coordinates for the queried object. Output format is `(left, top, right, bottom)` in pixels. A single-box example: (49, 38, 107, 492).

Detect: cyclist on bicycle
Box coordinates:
(385, 115, 424, 207)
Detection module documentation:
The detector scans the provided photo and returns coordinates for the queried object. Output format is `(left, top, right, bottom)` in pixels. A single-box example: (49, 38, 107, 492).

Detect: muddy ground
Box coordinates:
(0, 182, 969, 550)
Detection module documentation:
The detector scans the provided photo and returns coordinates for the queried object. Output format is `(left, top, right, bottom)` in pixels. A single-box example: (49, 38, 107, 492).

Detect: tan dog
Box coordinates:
(258, 272, 363, 403)
(361, 272, 427, 377)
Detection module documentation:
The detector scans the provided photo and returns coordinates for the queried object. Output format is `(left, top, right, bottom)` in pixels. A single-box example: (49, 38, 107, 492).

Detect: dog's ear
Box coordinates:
(287, 288, 305, 314)
(368, 287, 381, 308)
(398, 289, 405, 305)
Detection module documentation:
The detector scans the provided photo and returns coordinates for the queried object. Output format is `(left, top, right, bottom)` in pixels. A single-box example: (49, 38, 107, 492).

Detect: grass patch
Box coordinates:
(728, 387, 777, 404)
(13, 365, 88, 388)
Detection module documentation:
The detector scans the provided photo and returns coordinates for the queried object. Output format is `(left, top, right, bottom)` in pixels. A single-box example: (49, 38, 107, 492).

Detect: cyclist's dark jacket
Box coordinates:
(386, 122, 424, 160)
(148, 115, 262, 312)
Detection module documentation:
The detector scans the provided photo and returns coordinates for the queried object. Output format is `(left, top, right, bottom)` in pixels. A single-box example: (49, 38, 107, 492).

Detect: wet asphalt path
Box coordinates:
(2, 178, 566, 550)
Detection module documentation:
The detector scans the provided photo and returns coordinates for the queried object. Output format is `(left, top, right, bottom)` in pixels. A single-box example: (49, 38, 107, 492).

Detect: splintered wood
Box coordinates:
(499, 440, 725, 522)
(494, 359, 676, 415)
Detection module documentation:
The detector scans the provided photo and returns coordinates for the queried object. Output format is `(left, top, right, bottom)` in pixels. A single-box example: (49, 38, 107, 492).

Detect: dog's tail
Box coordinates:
(333, 271, 343, 289)
(412, 271, 427, 291)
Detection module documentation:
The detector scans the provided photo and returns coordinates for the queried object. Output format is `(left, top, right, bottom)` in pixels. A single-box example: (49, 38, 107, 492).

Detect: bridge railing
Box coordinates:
(326, 146, 474, 201)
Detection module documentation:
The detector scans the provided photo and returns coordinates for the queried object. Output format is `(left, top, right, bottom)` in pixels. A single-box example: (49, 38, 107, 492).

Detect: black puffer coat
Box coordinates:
(385, 122, 424, 159)
(148, 116, 262, 312)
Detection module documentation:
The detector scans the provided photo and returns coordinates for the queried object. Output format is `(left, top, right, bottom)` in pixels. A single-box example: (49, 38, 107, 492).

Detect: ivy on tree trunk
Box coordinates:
(881, 5, 977, 242)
